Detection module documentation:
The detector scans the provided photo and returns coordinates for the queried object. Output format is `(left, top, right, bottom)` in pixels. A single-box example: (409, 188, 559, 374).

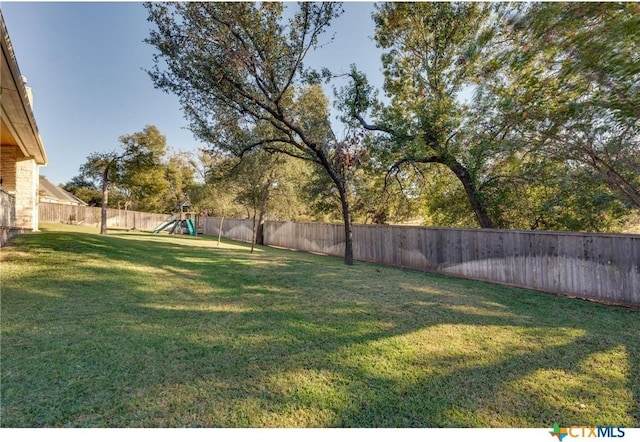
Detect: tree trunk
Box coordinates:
(337, 184, 354, 265)
(250, 211, 257, 253)
(217, 215, 224, 247)
(255, 183, 270, 247)
(445, 157, 494, 229)
(100, 165, 110, 235)
(589, 157, 640, 209)
(402, 153, 495, 229)
(312, 147, 354, 266)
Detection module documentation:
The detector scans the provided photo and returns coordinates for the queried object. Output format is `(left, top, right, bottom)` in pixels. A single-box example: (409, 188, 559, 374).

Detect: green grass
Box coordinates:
(1, 223, 638, 427)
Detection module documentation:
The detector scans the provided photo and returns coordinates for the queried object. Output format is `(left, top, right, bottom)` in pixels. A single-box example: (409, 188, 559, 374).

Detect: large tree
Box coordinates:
(496, 2, 640, 210)
(80, 125, 167, 234)
(450, 2, 640, 231)
(144, 2, 361, 264)
(345, 2, 639, 231)
(343, 2, 504, 228)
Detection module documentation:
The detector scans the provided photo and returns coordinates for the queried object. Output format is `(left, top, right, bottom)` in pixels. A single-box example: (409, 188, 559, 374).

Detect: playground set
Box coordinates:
(152, 204, 203, 236)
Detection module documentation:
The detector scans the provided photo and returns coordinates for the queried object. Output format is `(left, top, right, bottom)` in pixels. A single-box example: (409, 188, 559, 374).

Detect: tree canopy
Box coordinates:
(63, 3, 639, 237)
(145, 2, 365, 264)
(79, 125, 167, 234)
(341, 2, 639, 232)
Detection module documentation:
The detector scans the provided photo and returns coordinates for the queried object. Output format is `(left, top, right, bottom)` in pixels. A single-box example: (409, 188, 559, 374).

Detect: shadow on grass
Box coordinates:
(1, 229, 638, 427)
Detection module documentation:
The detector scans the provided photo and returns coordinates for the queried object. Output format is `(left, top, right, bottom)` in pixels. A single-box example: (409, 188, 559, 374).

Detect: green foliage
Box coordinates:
(77, 125, 170, 213)
(117, 126, 169, 212)
(346, 1, 639, 231)
(162, 150, 198, 213)
(145, 2, 343, 162)
(487, 2, 640, 215)
(343, 2, 505, 228)
(64, 4, 639, 233)
(187, 149, 240, 217)
(62, 176, 102, 206)
(145, 2, 363, 264)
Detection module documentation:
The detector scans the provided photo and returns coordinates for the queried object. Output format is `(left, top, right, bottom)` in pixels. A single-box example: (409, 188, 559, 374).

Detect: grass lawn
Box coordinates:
(1, 223, 638, 427)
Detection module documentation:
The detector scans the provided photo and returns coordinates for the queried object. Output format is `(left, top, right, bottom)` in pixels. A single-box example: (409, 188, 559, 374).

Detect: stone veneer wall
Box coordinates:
(1, 146, 18, 191)
(14, 156, 38, 230)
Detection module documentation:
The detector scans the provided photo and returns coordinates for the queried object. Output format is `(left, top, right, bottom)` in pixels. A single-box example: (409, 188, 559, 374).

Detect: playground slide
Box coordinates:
(152, 218, 177, 234)
(185, 219, 196, 236)
(169, 220, 180, 234)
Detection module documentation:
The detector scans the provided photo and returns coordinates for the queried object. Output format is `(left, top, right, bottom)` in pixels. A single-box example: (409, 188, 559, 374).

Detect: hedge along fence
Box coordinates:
(204, 217, 640, 306)
(39, 202, 169, 232)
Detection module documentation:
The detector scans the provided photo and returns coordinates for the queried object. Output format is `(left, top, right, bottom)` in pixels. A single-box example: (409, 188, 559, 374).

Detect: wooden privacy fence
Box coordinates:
(201, 216, 256, 243)
(39, 202, 169, 232)
(204, 217, 640, 306)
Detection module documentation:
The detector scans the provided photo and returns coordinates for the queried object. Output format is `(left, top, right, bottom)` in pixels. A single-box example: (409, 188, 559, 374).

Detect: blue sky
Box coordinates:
(1, 2, 383, 186)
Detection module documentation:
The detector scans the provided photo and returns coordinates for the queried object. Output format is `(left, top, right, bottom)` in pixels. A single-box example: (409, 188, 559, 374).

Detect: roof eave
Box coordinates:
(0, 10, 47, 166)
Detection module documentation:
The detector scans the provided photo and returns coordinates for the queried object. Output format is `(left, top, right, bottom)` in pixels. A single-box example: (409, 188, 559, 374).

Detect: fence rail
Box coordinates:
(204, 217, 640, 306)
(39, 202, 169, 232)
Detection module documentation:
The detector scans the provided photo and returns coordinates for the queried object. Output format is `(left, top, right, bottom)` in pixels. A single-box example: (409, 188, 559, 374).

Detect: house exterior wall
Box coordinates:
(1, 145, 18, 192)
(1, 11, 47, 233)
(0, 146, 40, 230)
(14, 157, 38, 230)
